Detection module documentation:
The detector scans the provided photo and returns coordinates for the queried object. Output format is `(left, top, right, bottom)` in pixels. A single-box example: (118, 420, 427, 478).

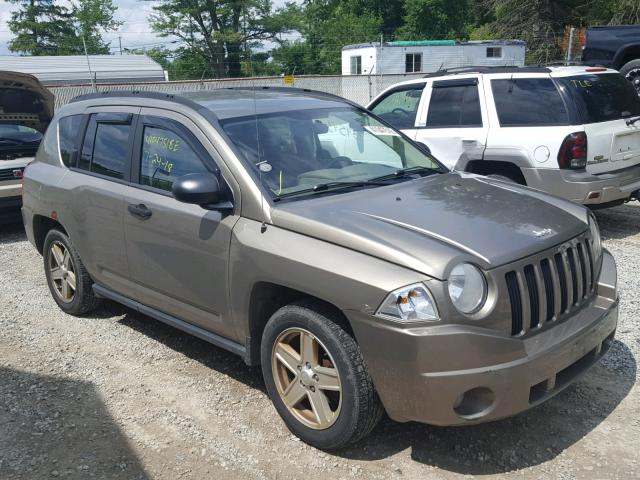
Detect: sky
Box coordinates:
(0, 0, 296, 56)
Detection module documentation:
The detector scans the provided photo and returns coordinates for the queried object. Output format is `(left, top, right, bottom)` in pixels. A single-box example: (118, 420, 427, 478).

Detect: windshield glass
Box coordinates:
(220, 106, 443, 198)
(558, 73, 640, 123)
(0, 124, 42, 160)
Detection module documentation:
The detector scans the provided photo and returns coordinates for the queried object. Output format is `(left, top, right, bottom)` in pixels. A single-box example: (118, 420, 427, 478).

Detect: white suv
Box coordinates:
(368, 66, 640, 207)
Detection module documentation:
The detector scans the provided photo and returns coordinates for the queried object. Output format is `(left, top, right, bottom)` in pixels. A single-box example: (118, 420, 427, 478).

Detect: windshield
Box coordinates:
(558, 73, 640, 124)
(220, 106, 443, 199)
(0, 124, 42, 160)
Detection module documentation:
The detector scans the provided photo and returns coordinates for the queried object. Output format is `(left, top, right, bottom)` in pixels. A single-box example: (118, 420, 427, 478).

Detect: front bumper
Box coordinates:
(347, 250, 618, 426)
(522, 164, 640, 206)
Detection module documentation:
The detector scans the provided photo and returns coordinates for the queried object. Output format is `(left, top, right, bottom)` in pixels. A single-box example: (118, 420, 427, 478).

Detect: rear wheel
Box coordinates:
(43, 229, 101, 315)
(261, 303, 383, 450)
(620, 59, 640, 96)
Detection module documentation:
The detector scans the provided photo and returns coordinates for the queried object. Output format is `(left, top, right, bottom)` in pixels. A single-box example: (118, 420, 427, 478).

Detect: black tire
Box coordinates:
(620, 59, 640, 96)
(43, 229, 101, 316)
(261, 303, 383, 450)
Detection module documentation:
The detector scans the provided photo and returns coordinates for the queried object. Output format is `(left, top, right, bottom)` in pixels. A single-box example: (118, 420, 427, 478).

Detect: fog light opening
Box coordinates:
(453, 387, 496, 419)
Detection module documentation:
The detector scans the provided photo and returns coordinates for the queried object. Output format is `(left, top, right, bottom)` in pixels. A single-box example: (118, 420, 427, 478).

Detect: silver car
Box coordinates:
(22, 88, 618, 449)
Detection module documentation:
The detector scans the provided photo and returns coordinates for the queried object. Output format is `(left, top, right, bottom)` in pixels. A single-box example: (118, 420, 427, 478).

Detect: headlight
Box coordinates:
(376, 283, 438, 322)
(447, 263, 487, 314)
(588, 214, 602, 260)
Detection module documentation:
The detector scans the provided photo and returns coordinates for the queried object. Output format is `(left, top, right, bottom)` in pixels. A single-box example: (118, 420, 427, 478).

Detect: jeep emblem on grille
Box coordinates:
(532, 228, 554, 238)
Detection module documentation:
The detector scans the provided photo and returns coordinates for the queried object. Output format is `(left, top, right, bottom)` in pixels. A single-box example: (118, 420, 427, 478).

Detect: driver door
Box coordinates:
(123, 109, 240, 339)
(368, 84, 427, 142)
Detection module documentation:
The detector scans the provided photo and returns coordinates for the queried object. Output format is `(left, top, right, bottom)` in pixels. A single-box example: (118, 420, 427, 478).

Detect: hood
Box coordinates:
(0, 71, 54, 133)
(270, 172, 589, 279)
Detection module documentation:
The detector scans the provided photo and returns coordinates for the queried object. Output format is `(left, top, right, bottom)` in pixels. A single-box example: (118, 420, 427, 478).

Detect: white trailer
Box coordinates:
(341, 40, 526, 76)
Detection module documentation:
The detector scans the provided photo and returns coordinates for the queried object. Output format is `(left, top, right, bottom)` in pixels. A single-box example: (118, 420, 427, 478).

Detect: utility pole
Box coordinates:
(566, 27, 575, 65)
(118, 36, 123, 55)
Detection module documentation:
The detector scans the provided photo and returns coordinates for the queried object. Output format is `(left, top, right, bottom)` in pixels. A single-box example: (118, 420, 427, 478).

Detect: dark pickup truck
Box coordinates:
(582, 25, 640, 95)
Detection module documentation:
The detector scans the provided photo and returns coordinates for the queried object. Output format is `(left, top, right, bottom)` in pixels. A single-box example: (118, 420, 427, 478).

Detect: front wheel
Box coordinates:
(261, 303, 383, 450)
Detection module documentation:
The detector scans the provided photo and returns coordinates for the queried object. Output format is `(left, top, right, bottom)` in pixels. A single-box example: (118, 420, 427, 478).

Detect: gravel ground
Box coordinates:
(1, 204, 638, 480)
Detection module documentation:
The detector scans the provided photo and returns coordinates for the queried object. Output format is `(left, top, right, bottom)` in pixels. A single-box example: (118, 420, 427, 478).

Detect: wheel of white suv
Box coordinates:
(261, 303, 383, 449)
(43, 229, 101, 315)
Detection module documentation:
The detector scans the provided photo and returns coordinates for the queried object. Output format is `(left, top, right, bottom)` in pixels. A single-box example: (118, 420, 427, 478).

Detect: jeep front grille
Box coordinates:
(0, 168, 23, 181)
(505, 236, 597, 336)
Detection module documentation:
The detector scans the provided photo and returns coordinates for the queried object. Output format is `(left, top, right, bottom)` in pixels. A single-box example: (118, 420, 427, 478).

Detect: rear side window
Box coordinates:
(558, 73, 640, 124)
(491, 78, 569, 126)
(140, 125, 210, 192)
(426, 80, 482, 128)
(369, 86, 424, 130)
(78, 114, 133, 180)
(58, 115, 83, 167)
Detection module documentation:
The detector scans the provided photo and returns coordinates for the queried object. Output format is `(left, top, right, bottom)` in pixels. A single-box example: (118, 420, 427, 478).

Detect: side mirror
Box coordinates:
(172, 172, 222, 206)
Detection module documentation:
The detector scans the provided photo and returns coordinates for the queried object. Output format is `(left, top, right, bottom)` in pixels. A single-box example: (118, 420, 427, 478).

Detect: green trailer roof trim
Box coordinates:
(388, 40, 457, 46)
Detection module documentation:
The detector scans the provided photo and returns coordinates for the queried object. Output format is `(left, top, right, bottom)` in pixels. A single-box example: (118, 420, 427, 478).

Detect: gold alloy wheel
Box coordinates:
(48, 241, 76, 303)
(271, 327, 342, 430)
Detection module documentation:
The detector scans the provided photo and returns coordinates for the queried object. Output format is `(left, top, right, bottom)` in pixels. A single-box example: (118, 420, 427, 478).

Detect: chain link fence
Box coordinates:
(48, 73, 426, 109)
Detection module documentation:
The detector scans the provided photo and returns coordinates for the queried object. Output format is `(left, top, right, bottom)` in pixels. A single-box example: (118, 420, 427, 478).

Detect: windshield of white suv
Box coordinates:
(220, 106, 444, 199)
(558, 73, 640, 124)
(0, 124, 42, 160)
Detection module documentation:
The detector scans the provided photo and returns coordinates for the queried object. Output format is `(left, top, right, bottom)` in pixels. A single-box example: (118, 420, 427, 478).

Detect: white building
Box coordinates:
(341, 40, 527, 76)
(0, 55, 167, 86)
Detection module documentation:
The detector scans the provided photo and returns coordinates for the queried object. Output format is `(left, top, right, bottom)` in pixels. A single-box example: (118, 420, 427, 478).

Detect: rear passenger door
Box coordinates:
(123, 110, 240, 339)
(415, 76, 488, 168)
(62, 107, 139, 294)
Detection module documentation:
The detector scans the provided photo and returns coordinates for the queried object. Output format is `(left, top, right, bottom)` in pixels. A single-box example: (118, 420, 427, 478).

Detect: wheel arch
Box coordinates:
(32, 214, 67, 254)
(463, 159, 527, 185)
(613, 44, 640, 70)
(245, 281, 353, 366)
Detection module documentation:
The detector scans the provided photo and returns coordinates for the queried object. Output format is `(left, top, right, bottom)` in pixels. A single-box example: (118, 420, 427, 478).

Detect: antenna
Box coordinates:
(82, 36, 97, 92)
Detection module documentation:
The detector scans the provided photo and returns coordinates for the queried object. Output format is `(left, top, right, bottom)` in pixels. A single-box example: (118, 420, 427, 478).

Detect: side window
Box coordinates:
(486, 47, 502, 58)
(78, 114, 132, 179)
(58, 114, 84, 167)
(350, 56, 362, 75)
(491, 78, 569, 126)
(405, 53, 422, 73)
(369, 86, 424, 130)
(426, 80, 483, 128)
(140, 125, 210, 192)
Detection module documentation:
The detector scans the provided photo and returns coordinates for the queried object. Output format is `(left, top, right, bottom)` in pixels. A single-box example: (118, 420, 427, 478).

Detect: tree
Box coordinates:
(478, 0, 573, 63)
(6, 0, 75, 55)
(6, 0, 121, 55)
(149, 0, 297, 78)
(71, 0, 122, 54)
(398, 0, 471, 40)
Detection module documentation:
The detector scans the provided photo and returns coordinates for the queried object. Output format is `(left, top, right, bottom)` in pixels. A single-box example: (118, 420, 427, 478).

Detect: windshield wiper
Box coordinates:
(626, 115, 640, 126)
(367, 165, 442, 182)
(273, 180, 392, 201)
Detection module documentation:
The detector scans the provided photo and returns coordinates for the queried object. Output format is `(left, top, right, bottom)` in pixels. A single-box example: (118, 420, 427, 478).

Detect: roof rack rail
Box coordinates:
(423, 65, 552, 78)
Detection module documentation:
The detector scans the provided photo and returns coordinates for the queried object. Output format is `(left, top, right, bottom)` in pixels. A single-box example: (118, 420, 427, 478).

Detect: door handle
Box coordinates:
(127, 203, 152, 220)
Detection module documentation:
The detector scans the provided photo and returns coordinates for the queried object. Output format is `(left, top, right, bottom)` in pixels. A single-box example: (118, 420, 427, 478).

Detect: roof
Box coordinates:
(0, 55, 166, 85)
(69, 87, 356, 121)
(374, 65, 618, 90)
(342, 40, 527, 51)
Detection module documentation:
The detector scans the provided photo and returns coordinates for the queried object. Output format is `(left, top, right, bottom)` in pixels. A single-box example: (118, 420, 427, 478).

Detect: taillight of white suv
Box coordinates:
(558, 132, 588, 170)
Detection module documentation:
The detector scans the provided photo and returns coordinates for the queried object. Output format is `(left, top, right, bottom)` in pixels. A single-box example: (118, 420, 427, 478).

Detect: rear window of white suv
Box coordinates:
(491, 78, 570, 127)
(557, 73, 640, 124)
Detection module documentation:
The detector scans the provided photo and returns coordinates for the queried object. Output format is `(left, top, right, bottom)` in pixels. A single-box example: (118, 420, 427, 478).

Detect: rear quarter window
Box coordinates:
(491, 78, 570, 127)
(58, 115, 84, 167)
(558, 73, 640, 124)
